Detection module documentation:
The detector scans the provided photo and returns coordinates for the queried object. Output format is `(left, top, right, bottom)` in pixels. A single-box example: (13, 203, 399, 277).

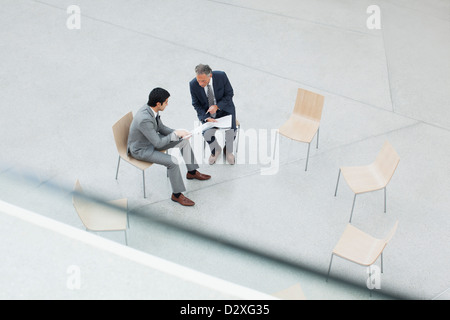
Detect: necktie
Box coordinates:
(156, 114, 160, 126)
(207, 84, 214, 106)
(207, 84, 216, 118)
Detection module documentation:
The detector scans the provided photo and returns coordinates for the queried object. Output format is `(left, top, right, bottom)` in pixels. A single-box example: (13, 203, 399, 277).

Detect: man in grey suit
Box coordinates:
(127, 87, 211, 206)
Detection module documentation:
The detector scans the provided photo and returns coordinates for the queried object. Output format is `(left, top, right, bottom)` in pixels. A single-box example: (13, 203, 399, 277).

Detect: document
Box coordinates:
(183, 115, 233, 139)
(210, 115, 232, 129)
(184, 122, 213, 139)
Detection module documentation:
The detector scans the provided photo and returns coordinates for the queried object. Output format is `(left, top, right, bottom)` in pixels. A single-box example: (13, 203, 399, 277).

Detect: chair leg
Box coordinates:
(235, 126, 240, 162)
(305, 143, 311, 171)
(326, 254, 334, 282)
(115, 156, 121, 179)
(381, 252, 384, 273)
(142, 170, 146, 198)
(349, 194, 357, 223)
(222, 130, 226, 162)
(334, 169, 341, 196)
(126, 204, 129, 229)
(316, 128, 320, 149)
(203, 139, 206, 161)
(124, 230, 128, 246)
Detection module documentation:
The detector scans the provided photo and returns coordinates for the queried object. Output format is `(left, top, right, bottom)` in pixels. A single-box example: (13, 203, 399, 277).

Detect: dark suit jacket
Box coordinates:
(189, 70, 236, 129)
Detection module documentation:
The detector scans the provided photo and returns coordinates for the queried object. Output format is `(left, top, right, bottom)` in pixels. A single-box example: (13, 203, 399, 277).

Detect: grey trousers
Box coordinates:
(147, 139, 199, 193)
(204, 128, 236, 154)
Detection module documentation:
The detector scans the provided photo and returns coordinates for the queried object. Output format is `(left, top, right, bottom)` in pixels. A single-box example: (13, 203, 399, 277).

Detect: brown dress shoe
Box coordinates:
(171, 193, 195, 206)
(186, 171, 211, 180)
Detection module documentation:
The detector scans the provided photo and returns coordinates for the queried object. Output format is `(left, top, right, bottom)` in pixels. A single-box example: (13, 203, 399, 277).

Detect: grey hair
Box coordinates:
(195, 64, 212, 76)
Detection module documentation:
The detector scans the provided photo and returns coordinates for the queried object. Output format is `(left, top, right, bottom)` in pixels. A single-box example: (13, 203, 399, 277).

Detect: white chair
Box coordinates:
(72, 180, 129, 245)
(272, 283, 306, 300)
(113, 112, 166, 198)
(326, 221, 399, 284)
(334, 141, 400, 222)
(275, 88, 324, 171)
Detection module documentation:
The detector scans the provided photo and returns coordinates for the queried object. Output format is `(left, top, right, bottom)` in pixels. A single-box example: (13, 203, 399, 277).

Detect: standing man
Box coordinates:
(189, 64, 237, 165)
(127, 87, 211, 206)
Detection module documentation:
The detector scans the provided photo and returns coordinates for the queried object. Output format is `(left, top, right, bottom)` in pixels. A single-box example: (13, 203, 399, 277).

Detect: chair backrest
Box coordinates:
(293, 88, 324, 121)
(373, 141, 400, 186)
(112, 112, 133, 157)
(72, 180, 90, 228)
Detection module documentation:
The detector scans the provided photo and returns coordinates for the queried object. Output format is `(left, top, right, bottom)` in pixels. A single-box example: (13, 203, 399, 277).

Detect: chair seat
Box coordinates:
(120, 152, 153, 171)
(272, 283, 306, 300)
(278, 114, 319, 143)
(332, 224, 386, 266)
(341, 164, 385, 194)
(82, 198, 128, 232)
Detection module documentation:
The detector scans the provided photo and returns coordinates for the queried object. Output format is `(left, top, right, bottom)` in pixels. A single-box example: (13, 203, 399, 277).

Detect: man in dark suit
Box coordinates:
(127, 87, 211, 206)
(189, 64, 237, 165)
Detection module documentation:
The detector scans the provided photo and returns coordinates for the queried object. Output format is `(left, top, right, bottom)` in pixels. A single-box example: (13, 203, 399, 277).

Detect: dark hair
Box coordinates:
(147, 87, 170, 107)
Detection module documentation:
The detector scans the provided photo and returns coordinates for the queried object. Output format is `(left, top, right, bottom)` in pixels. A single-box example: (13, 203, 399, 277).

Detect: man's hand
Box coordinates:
(207, 105, 219, 115)
(175, 129, 191, 139)
(205, 118, 217, 123)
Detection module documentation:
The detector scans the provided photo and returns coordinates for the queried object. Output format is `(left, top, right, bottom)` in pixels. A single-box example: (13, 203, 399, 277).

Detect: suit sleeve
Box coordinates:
(138, 118, 173, 149)
(190, 81, 208, 123)
(158, 118, 175, 137)
(216, 72, 234, 114)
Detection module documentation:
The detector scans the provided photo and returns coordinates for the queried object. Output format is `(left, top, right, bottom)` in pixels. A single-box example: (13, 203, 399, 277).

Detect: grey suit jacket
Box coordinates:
(127, 105, 175, 160)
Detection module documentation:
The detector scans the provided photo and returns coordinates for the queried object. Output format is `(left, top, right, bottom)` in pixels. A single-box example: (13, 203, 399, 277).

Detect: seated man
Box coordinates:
(127, 87, 211, 206)
(189, 64, 237, 165)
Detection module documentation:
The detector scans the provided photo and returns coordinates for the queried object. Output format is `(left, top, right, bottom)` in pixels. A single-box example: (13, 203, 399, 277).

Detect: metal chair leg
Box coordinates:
(235, 126, 240, 162)
(124, 230, 128, 246)
(316, 128, 320, 149)
(326, 254, 334, 282)
(305, 143, 311, 171)
(222, 130, 226, 162)
(142, 170, 146, 198)
(334, 169, 341, 196)
(349, 194, 357, 223)
(203, 139, 206, 161)
(115, 156, 121, 179)
(126, 203, 129, 229)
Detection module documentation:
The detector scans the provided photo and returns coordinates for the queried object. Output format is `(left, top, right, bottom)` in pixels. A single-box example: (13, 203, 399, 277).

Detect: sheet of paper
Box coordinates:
(210, 115, 232, 129)
(183, 115, 233, 140)
(182, 122, 213, 139)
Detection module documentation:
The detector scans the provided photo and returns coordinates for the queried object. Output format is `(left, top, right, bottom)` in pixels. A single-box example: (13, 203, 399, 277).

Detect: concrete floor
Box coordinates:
(0, 0, 449, 300)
